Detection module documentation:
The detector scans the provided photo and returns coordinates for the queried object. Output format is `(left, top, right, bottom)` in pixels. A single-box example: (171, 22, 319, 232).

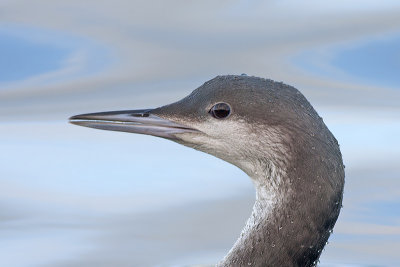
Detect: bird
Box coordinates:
(69, 75, 345, 267)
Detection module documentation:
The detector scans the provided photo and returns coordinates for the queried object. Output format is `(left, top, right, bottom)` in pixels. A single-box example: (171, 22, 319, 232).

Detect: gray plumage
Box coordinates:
(70, 75, 345, 267)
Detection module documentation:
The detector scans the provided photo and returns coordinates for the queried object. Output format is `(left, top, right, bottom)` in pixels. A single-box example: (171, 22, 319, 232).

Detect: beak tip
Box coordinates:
(69, 114, 84, 125)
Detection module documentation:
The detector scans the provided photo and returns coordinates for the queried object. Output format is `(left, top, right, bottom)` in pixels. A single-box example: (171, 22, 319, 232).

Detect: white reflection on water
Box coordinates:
(1, 1, 400, 266)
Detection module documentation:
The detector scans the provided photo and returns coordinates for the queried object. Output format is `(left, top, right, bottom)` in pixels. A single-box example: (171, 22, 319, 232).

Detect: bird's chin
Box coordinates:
(69, 109, 200, 140)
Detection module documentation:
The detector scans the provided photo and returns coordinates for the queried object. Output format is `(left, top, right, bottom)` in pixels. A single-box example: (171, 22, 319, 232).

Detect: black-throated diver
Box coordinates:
(69, 75, 344, 266)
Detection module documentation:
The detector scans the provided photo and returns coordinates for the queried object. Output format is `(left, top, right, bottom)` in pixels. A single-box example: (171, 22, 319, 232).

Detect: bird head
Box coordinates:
(70, 75, 327, 176)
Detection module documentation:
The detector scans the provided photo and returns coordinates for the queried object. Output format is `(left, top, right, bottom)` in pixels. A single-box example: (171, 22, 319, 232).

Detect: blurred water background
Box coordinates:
(0, 1, 399, 266)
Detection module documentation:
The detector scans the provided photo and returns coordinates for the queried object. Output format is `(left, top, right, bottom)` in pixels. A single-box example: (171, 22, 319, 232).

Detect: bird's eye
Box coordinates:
(210, 102, 231, 119)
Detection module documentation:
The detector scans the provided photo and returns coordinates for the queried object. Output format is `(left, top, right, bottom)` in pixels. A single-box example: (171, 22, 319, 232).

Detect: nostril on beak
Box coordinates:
(131, 113, 150, 117)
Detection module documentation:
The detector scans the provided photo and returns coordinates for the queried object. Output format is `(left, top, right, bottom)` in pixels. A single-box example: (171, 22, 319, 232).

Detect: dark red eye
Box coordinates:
(210, 103, 231, 119)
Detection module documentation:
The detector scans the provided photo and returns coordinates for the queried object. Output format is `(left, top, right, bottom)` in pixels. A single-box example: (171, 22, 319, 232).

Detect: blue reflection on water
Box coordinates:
(0, 33, 69, 82)
(294, 32, 400, 88)
(0, 25, 111, 85)
(332, 34, 400, 88)
(365, 201, 400, 225)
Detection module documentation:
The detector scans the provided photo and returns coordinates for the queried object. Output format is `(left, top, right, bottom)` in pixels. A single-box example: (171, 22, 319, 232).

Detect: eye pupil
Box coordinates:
(210, 103, 231, 119)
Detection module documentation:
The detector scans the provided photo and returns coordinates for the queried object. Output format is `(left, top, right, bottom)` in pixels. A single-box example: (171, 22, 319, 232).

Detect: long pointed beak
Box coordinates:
(69, 109, 198, 139)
